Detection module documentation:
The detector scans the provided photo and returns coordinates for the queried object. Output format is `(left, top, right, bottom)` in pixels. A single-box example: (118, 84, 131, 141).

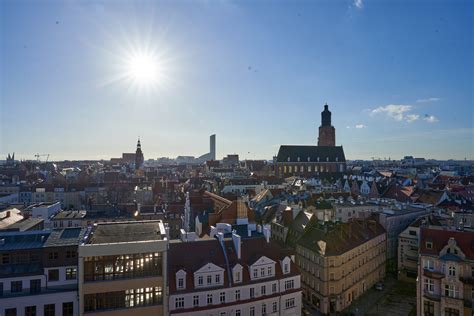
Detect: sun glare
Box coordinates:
(126, 52, 161, 86)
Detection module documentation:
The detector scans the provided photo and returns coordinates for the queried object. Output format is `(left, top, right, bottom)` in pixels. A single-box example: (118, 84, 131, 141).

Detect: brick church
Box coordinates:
(275, 103, 346, 178)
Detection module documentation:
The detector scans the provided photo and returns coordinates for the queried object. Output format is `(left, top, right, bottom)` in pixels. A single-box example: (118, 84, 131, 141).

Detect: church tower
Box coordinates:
(135, 138, 144, 170)
(318, 103, 336, 146)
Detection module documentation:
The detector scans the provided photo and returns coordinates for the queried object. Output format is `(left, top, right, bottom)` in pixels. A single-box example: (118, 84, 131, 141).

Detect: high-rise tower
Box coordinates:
(318, 103, 336, 146)
(210, 134, 216, 160)
(135, 138, 144, 169)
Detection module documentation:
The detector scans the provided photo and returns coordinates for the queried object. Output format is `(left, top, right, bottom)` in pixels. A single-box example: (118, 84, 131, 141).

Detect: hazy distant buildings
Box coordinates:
(197, 134, 217, 163)
(275, 104, 346, 178)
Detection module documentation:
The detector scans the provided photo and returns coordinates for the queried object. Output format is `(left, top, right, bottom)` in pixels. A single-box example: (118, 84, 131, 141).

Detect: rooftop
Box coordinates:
(87, 220, 165, 244)
(43, 227, 86, 247)
(52, 210, 87, 220)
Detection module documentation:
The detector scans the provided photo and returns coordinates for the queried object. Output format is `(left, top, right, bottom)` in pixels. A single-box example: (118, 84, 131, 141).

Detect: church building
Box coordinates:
(275, 103, 346, 178)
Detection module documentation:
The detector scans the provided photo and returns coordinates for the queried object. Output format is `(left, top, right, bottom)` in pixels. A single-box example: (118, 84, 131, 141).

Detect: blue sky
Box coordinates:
(1, 0, 473, 161)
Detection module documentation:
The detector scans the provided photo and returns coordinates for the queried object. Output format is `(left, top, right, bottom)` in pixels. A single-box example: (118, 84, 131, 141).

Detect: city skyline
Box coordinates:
(1, 0, 473, 161)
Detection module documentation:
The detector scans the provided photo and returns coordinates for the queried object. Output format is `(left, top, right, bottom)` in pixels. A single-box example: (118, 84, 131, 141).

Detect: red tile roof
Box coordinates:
(419, 227, 474, 259)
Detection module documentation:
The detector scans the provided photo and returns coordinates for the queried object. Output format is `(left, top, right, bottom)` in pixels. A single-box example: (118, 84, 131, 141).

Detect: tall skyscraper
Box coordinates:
(318, 103, 336, 146)
(210, 134, 216, 160)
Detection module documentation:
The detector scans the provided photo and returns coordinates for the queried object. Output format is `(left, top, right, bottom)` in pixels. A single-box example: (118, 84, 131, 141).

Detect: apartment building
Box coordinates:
(78, 220, 168, 316)
(417, 227, 474, 316)
(398, 215, 444, 282)
(296, 219, 386, 314)
(0, 227, 85, 316)
(168, 232, 302, 316)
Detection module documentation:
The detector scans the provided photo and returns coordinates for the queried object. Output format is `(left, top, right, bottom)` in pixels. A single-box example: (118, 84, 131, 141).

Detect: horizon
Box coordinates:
(1, 0, 473, 161)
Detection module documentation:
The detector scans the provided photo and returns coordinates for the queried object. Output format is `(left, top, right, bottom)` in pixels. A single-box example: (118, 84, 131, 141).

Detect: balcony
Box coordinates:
(423, 269, 444, 279)
(0, 284, 77, 299)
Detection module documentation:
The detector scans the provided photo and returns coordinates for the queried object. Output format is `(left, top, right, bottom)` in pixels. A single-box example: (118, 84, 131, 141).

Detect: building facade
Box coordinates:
(78, 220, 168, 316)
(417, 227, 474, 316)
(168, 233, 302, 316)
(296, 219, 386, 315)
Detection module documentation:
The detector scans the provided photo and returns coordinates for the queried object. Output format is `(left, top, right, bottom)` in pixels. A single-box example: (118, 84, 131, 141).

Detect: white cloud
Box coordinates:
(424, 115, 439, 123)
(355, 124, 366, 129)
(346, 126, 351, 129)
(354, 0, 363, 9)
(416, 97, 440, 103)
(406, 114, 420, 123)
(371, 104, 413, 121)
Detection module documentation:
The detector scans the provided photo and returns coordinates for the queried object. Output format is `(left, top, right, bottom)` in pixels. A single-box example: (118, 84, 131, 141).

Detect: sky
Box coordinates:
(1, 0, 473, 161)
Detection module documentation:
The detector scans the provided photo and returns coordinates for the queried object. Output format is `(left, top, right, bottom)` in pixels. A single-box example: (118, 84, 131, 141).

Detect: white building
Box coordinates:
(32, 202, 62, 228)
(168, 231, 302, 316)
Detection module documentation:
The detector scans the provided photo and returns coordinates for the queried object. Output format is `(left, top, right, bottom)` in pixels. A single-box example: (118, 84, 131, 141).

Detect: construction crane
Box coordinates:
(34, 153, 50, 163)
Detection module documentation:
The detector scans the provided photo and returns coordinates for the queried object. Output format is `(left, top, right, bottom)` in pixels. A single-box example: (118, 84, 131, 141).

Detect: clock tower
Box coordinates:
(318, 103, 336, 146)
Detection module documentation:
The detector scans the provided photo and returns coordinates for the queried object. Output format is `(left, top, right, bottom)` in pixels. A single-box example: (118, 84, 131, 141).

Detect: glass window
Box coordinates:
(25, 306, 36, 316)
(207, 294, 213, 304)
(66, 268, 77, 280)
(207, 275, 212, 285)
(261, 285, 266, 295)
(220, 292, 225, 303)
(215, 274, 220, 283)
(235, 289, 240, 300)
(5, 308, 17, 316)
(48, 269, 59, 281)
(11, 281, 22, 293)
(44, 304, 55, 316)
(193, 295, 199, 307)
(175, 297, 184, 309)
(250, 307, 255, 316)
(250, 287, 255, 298)
(62, 302, 73, 316)
(30, 279, 41, 294)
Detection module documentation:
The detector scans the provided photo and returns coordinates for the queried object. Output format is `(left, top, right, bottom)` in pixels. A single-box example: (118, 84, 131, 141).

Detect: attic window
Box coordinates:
(426, 241, 432, 249)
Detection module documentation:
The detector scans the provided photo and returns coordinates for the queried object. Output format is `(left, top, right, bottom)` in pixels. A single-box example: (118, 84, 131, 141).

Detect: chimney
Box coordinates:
(232, 233, 241, 259)
(263, 225, 271, 243)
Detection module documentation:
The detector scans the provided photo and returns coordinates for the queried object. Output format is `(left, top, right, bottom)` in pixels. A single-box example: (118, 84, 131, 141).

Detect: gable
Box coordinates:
(195, 262, 225, 274)
(251, 255, 276, 267)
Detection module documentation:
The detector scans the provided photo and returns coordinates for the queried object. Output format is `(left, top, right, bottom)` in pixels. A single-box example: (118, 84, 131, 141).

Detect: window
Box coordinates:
(25, 306, 36, 316)
(444, 284, 459, 298)
(285, 298, 295, 309)
(207, 294, 213, 304)
(5, 308, 17, 316)
(66, 268, 77, 280)
(423, 300, 434, 316)
(62, 302, 73, 316)
(444, 308, 459, 316)
(178, 278, 184, 289)
(448, 266, 456, 276)
(44, 304, 55, 316)
(423, 279, 434, 293)
(235, 289, 241, 300)
(330, 272, 335, 280)
(198, 275, 203, 285)
(250, 287, 255, 298)
(261, 285, 266, 295)
(262, 303, 266, 314)
(48, 252, 58, 260)
(284, 263, 289, 273)
(66, 250, 76, 258)
(236, 310, 241, 316)
(48, 269, 59, 281)
(175, 297, 184, 309)
(423, 259, 434, 271)
(193, 295, 199, 307)
(30, 279, 41, 293)
(253, 269, 258, 278)
(250, 307, 255, 316)
(284, 279, 294, 290)
(207, 275, 212, 285)
(11, 281, 22, 293)
(272, 283, 277, 293)
(235, 271, 241, 282)
(426, 241, 432, 249)
(215, 274, 220, 283)
(260, 267, 265, 277)
(267, 266, 272, 275)
(273, 301, 278, 312)
(220, 292, 226, 303)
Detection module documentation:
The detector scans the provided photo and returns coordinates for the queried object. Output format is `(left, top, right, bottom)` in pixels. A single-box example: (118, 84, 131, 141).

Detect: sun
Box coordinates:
(125, 52, 161, 86)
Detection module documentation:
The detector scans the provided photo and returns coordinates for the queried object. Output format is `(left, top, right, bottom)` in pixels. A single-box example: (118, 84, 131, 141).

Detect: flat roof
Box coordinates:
(43, 227, 86, 247)
(88, 220, 164, 244)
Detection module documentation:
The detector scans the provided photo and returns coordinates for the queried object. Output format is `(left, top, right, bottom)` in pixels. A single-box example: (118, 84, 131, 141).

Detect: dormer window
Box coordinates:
(426, 241, 432, 249)
(176, 269, 187, 290)
(233, 264, 243, 283)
